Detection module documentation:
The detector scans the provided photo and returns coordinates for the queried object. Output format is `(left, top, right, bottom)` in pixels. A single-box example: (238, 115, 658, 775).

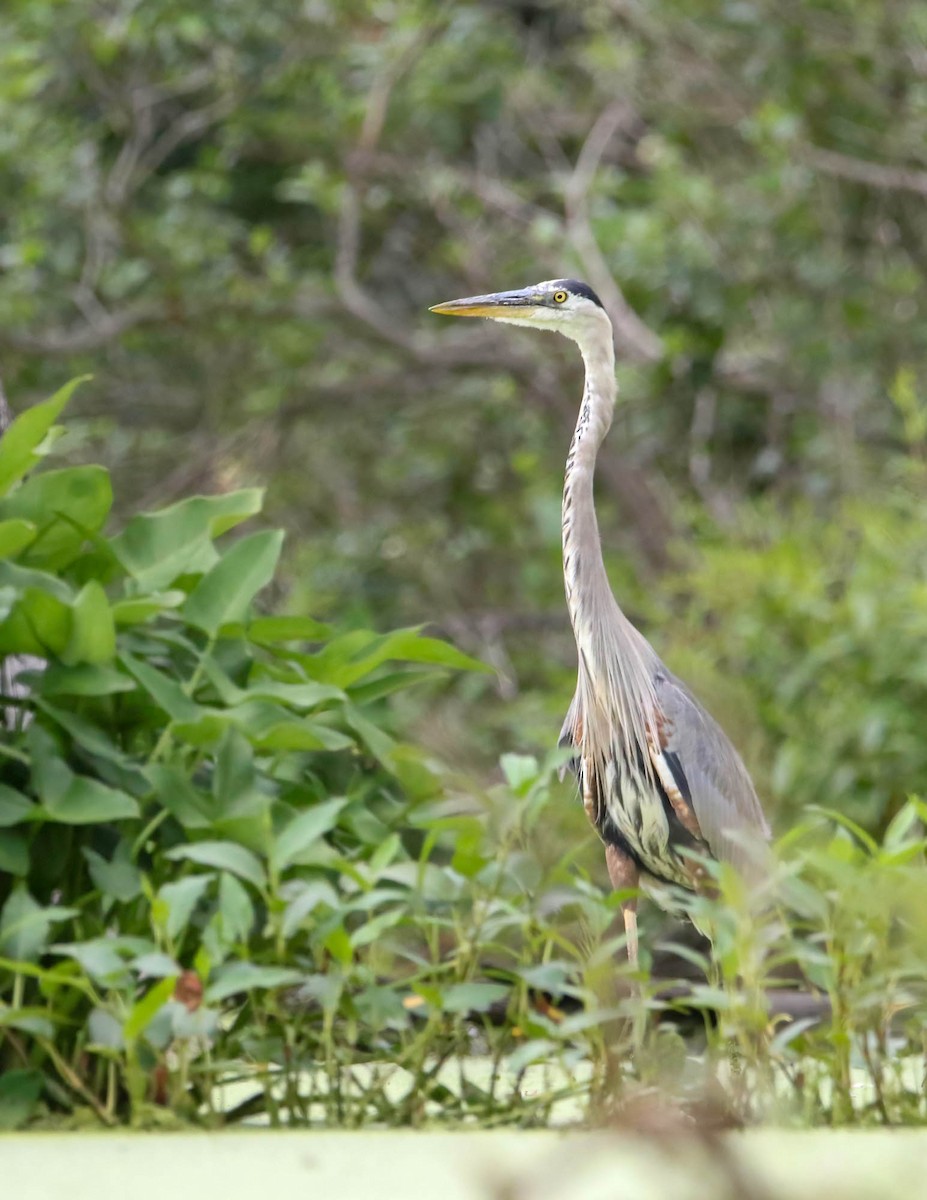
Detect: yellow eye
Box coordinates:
(553, 290, 568, 303)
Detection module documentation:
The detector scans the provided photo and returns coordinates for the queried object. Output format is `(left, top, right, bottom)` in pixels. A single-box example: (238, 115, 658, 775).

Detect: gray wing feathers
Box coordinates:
(654, 672, 771, 879)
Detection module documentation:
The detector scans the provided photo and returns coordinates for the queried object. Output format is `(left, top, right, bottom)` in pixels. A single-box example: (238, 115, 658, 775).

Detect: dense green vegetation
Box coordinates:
(0, 394, 925, 1130)
(1, 0, 926, 1130)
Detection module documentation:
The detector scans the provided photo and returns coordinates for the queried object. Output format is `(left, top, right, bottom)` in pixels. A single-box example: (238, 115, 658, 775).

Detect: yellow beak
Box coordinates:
(429, 287, 542, 319)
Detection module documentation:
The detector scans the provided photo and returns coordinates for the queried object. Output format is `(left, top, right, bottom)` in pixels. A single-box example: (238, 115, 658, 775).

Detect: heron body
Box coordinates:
(431, 279, 770, 963)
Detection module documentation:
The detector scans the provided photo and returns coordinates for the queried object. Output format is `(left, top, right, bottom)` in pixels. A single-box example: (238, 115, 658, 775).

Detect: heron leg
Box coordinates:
(605, 843, 640, 968)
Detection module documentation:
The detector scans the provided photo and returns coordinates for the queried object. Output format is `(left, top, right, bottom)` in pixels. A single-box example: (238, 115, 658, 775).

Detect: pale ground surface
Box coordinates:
(4, 1128, 927, 1200)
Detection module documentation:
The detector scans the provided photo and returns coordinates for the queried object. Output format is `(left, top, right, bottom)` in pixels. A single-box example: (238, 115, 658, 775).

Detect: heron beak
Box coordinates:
(429, 288, 543, 319)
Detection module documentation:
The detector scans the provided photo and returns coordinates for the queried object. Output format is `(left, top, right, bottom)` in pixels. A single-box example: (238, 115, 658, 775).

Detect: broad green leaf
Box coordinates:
(0, 518, 36, 557)
(0, 1009, 55, 1039)
(166, 841, 265, 889)
(52, 939, 131, 985)
(439, 982, 509, 1014)
(213, 727, 255, 804)
(343, 704, 395, 764)
(303, 627, 490, 687)
(146, 764, 214, 830)
(87, 1007, 124, 1050)
(40, 661, 134, 696)
(183, 529, 284, 635)
(0, 1069, 44, 1131)
(0, 830, 29, 875)
(83, 842, 143, 903)
(132, 951, 181, 978)
(120, 650, 200, 722)
(280, 880, 339, 938)
(204, 961, 303, 1004)
(157, 874, 213, 940)
(111, 489, 264, 590)
(239, 679, 344, 709)
(349, 908, 405, 949)
(0, 585, 72, 657)
(35, 701, 135, 771)
(271, 798, 348, 874)
(28, 725, 71, 803)
(242, 614, 332, 642)
(216, 872, 255, 944)
(0, 376, 87, 496)
(250, 717, 353, 753)
(0, 465, 112, 569)
(124, 976, 177, 1044)
(0, 887, 77, 961)
(63, 580, 115, 664)
(111, 590, 185, 626)
(173, 701, 353, 752)
(500, 753, 540, 794)
(0, 785, 34, 827)
(40, 770, 139, 825)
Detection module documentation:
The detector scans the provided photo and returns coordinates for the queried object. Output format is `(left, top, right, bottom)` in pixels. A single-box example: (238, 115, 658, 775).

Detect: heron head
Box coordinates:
(430, 278, 609, 343)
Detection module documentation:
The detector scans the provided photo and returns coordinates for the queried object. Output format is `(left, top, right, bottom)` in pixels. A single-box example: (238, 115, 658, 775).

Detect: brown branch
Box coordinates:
(565, 102, 664, 365)
(1, 301, 164, 354)
(805, 145, 927, 197)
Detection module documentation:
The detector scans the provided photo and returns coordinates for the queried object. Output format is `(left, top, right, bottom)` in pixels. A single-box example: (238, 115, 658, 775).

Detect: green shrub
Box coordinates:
(2, 386, 926, 1132)
(663, 475, 927, 837)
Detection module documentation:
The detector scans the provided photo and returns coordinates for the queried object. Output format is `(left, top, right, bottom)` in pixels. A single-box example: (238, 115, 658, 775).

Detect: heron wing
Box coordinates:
(650, 670, 771, 879)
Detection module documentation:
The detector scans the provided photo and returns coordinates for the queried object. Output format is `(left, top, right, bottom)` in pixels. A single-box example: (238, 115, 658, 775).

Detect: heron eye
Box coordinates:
(553, 291, 568, 303)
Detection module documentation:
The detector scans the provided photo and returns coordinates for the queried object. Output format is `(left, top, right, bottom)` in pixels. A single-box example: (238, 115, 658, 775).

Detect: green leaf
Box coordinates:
(271, 798, 348, 874)
(204, 961, 302, 1004)
(43, 775, 139, 825)
(0, 1009, 55, 1039)
(124, 976, 177, 1044)
(111, 590, 185, 626)
(240, 679, 344, 709)
(0, 830, 29, 875)
(0, 1068, 44, 1131)
(213, 727, 255, 804)
(0, 887, 77, 961)
(0, 518, 37, 557)
(183, 530, 284, 635)
(166, 841, 265, 889)
(87, 1007, 125, 1050)
(63, 580, 115, 664)
(304, 627, 490, 687)
(132, 951, 181, 979)
(0, 583, 72, 656)
(111, 490, 264, 590)
(83, 841, 143, 903)
(216, 872, 254, 944)
(120, 650, 200, 722)
(280, 880, 339, 938)
(146, 764, 214, 830)
(0, 376, 88, 496)
(52, 939, 131, 985)
(440, 982, 509, 1014)
(243, 614, 332, 642)
(40, 661, 135, 696)
(35, 701, 136, 771)
(0, 785, 34, 827)
(343, 704, 395, 764)
(0, 465, 112, 569)
(157, 874, 213, 940)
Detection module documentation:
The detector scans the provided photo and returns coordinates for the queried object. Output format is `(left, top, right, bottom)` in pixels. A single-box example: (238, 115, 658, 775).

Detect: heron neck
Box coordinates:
(561, 334, 616, 643)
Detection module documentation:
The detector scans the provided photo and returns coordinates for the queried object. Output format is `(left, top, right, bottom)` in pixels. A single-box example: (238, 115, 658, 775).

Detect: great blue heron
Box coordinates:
(431, 278, 771, 966)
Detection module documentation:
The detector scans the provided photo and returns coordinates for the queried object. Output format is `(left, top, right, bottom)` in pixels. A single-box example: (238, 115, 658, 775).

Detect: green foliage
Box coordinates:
(3, 0, 927, 1133)
(0, 386, 924, 1131)
(663, 474, 927, 835)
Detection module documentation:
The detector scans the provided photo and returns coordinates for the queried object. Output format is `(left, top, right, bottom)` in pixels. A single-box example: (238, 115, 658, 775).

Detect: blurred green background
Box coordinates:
(3, 0, 927, 839)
